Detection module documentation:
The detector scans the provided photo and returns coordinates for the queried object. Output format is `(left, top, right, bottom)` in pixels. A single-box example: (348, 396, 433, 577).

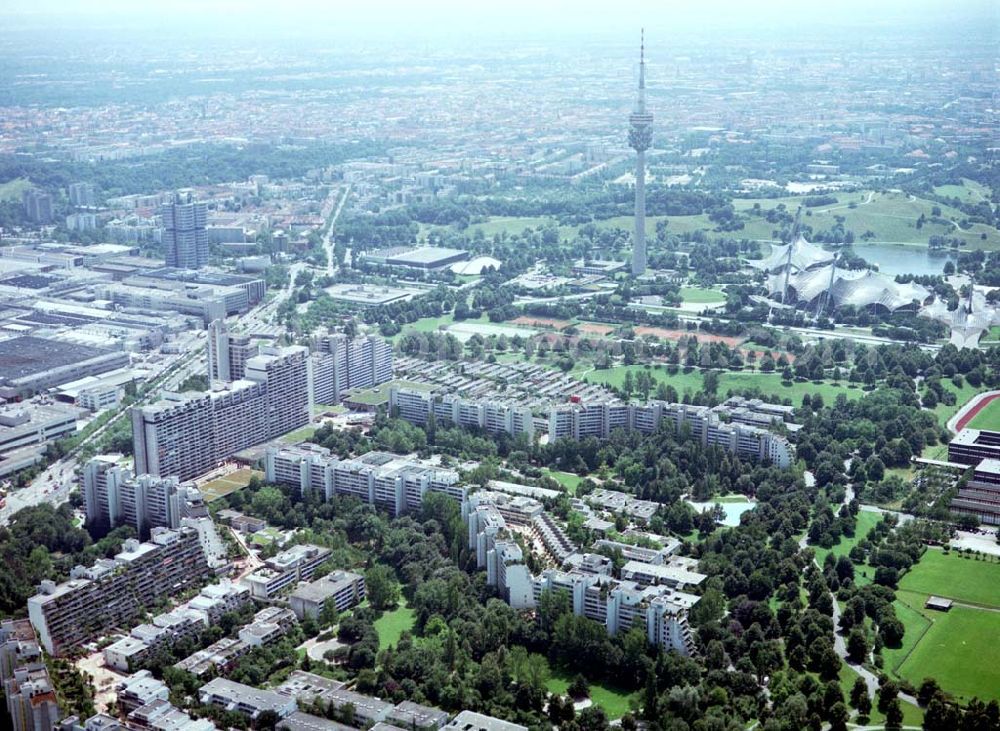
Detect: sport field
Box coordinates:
(200, 468, 262, 502)
(932, 380, 985, 428)
(679, 286, 726, 304)
(542, 468, 583, 494)
(890, 602, 1000, 702)
(374, 601, 416, 650)
(967, 397, 1000, 431)
(882, 550, 1000, 702)
(546, 672, 639, 719)
(897, 549, 1000, 607)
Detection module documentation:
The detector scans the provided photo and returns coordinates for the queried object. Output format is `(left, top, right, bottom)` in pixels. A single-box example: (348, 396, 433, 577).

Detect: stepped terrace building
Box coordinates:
(27, 527, 211, 655)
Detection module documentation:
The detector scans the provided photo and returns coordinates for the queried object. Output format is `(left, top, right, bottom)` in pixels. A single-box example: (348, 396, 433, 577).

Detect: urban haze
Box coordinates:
(0, 4, 998, 731)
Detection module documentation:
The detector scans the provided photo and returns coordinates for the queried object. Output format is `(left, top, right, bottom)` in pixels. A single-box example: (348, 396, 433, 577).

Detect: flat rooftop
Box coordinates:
(387, 246, 468, 266)
(0, 335, 113, 382)
(324, 283, 422, 306)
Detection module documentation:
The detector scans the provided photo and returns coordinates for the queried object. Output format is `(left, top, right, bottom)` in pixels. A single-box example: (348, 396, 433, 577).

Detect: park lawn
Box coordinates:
(583, 366, 864, 406)
(897, 549, 1000, 607)
(716, 372, 864, 406)
(374, 601, 416, 650)
(679, 286, 726, 304)
(278, 424, 318, 444)
(736, 190, 1000, 248)
(584, 365, 703, 397)
(838, 665, 924, 728)
(347, 379, 435, 407)
(931, 380, 984, 428)
(546, 672, 639, 719)
(200, 468, 262, 502)
(812, 511, 882, 567)
(933, 179, 991, 201)
(890, 602, 1000, 703)
(981, 325, 1000, 344)
(0, 177, 32, 202)
(967, 397, 1000, 431)
(542, 468, 583, 494)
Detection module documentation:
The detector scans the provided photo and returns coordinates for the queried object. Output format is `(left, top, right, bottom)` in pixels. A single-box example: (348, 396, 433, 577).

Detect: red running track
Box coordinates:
(955, 392, 1000, 431)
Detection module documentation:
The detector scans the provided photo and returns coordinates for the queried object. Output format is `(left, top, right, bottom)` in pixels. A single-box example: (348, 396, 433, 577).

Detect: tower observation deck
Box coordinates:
(629, 30, 653, 276)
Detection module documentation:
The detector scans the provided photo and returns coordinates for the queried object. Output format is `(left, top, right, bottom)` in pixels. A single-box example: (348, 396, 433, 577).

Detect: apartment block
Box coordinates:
(238, 607, 297, 648)
(265, 444, 467, 517)
(83, 458, 183, 533)
(289, 571, 366, 620)
(950, 457, 1000, 526)
(0, 620, 62, 731)
(115, 671, 169, 715)
(389, 387, 534, 438)
(241, 544, 331, 599)
(314, 334, 394, 403)
(467, 501, 702, 656)
(133, 346, 311, 480)
(173, 637, 248, 678)
(27, 527, 212, 656)
(948, 429, 1000, 466)
(440, 711, 527, 731)
(549, 400, 795, 468)
(198, 678, 297, 721)
(127, 699, 214, 731)
(207, 319, 260, 383)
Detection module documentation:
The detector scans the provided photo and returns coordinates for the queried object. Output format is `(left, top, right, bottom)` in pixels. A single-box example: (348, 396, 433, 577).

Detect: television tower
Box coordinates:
(629, 30, 654, 276)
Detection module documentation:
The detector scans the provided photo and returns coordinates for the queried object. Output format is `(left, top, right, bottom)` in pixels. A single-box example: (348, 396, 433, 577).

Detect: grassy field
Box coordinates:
(967, 397, 1000, 431)
(737, 191, 1000, 249)
(583, 366, 866, 406)
(890, 601, 1000, 702)
(933, 178, 991, 202)
(546, 672, 639, 719)
(278, 424, 319, 444)
(346, 379, 435, 406)
(812, 510, 881, 568)
(417, 189, 1000, 251)
(897, 549, 1000, 607)
(0, 178, 32, 202)
(882, 550, 1000, 702)
(542, 468, 583, 494)
(982, 326, 1000, 344)
(931, 380, 985, 428)
(838, 665, 925, 728)
(374, 600, 416, 650)
(679, 286, 726, 304)
(200, 468, 262, 502)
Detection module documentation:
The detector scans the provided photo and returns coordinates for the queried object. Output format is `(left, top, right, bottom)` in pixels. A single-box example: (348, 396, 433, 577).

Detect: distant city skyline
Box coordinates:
(2, 0, 994, 36)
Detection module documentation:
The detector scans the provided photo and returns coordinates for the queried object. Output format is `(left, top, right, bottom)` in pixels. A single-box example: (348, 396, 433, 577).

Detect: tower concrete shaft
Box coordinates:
(629, 30, 653, 276)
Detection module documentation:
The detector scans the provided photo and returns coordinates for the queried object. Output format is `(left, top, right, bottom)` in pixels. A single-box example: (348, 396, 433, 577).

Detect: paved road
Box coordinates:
(322, 185, 351, 275)
(0, 279, 299, 526)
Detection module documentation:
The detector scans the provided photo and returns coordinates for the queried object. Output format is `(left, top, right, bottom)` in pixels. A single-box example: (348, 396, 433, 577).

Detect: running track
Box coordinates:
(953, 390, 1000, 432)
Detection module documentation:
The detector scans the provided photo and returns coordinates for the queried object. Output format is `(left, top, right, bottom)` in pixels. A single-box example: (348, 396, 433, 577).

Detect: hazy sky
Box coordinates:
(2, 0, 996, 37)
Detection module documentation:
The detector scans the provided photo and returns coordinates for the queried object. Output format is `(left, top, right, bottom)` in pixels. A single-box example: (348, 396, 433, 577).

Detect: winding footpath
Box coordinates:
(798, 484, 920, 709)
